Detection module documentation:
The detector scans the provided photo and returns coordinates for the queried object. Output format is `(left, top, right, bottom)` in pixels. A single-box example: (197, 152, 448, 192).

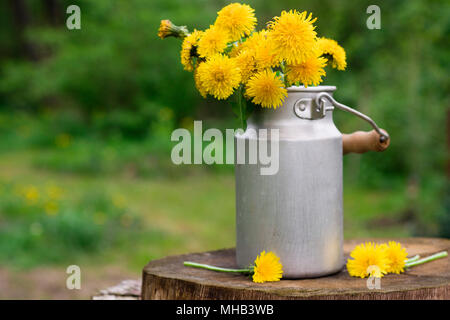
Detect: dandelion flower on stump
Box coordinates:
(252, 251, 283, 283)
(184, 250, 283, 284)
(180, 30, 203, 71)
(382, 241, 408, 274)
(317, 37, 347, 70)
(245, 70, 287, 109)
(197, 25, 229, 58)
(267, 10, 318, 65)
(215, 3, 257, 41)
(196, 54, 241, 100)
(347, 242, 390, 278)
(286, 53, 327, 87)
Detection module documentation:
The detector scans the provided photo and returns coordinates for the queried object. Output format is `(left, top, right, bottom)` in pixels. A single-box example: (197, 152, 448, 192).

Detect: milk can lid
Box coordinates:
(287, 85, 336, 92)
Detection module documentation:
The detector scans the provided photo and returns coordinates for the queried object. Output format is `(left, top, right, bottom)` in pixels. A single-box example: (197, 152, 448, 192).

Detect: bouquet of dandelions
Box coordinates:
(158, 3, 347, 129)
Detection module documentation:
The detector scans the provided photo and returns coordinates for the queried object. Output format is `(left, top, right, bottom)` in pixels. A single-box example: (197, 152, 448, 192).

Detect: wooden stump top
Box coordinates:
(142, 238, 450, 300)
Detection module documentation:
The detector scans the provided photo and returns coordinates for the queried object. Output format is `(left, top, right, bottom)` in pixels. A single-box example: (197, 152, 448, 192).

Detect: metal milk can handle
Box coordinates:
(315, 92, 391, 154)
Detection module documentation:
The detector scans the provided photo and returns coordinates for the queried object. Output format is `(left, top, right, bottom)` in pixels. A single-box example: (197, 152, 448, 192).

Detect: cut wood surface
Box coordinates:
(92, 280, 141, 300)
(142, 238, 449, 300)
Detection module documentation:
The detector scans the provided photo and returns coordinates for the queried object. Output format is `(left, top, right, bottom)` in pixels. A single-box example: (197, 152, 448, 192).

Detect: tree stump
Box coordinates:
(142, 238, 449, 300)
(92, 280, 141, 300)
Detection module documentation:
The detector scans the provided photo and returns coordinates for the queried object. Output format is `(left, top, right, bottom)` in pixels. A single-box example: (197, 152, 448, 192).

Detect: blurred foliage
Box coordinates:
(0, 182, 145, 267)
(0, 0, 448, 263)
(0, 0, 447, 176)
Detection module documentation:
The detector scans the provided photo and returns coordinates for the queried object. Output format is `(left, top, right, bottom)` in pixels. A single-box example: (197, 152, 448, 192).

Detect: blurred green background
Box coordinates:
(0, 0, 448, 298)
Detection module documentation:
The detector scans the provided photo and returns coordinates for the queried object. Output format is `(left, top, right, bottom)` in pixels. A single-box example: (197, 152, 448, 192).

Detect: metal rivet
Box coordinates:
(299, 103, 306, 111)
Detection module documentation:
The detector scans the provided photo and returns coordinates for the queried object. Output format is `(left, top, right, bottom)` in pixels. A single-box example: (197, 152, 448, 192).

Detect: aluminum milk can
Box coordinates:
(235, 86, 390, 278)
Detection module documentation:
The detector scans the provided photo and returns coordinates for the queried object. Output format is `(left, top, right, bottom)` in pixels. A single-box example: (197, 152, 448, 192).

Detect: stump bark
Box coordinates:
(142, 237, 449, 300)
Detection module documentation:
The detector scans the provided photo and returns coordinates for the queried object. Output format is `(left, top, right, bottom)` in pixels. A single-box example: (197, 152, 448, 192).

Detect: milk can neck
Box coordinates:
(250, 86, 337, 123)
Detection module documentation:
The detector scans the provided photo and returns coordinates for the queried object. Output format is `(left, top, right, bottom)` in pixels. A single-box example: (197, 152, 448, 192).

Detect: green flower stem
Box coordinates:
(405, 255, 420, 264)
(280, 62, 289, 88)
(172, 25, 189, 39)
(237, 86, 245, 130)
(405, 251, 448, 268)
(184, 261, 252, 274)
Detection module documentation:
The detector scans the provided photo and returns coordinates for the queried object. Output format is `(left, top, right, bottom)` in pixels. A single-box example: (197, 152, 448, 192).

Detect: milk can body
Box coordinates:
(235, 86, 344, 278)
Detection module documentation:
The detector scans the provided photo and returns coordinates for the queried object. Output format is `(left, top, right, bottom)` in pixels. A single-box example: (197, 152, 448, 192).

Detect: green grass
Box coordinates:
(0, 150, 236, 270)
(0, 147, 419, 271)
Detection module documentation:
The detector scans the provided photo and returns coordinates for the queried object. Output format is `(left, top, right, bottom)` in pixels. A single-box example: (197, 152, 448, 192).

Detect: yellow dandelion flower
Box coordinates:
(268, 10, 317, 65)
(158, 20, 172, 39)
(180, 30, 203, 71)
(24, 186, 39, 204)
(194, 65, 208, 98)
(234, 50, 256, 83)
(229, 30, 267, 58)
(197, 25, 229, 58)
(184, 250, 283, 284)
(245, 70, 287, 109)
(252, 251, 283, 283)
(242, 30, 268, 53)
(286, 54, 327, 87)
(382, 241, 408, 274)
(317, 37, 347, 70)
(157, 19, 188, 39)
(347, 242, 390, 278)
(214, 3, 257, 41)
(253, 36, 282, 70)
(196, 54, 241, 100)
